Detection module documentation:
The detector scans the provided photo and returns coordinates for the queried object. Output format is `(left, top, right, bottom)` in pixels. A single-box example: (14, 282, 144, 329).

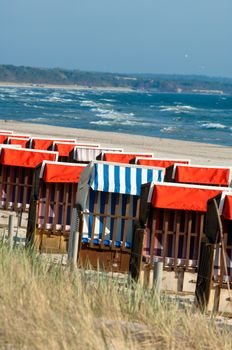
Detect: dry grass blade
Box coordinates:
(0, 243, 231, 349)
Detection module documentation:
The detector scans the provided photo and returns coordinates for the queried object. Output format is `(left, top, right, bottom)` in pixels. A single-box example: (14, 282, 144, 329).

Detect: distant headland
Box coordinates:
(0, 64, 232, 94)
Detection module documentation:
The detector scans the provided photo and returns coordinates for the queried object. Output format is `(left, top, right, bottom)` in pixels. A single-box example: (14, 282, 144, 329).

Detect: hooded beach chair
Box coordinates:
(71, 146, 124, 163)
(195, 191, 232, 314)
(27, 161, 86, 253)
(135, 157, 190, 168)
(134, 182, 229, 292)
(52, 141, 100, 162)
(165, 164, 232, 187)
(72, 161, 164, 272)
(7, 137, 31, 148)
(0, 133, 13, 144)
(29, 137, 76, 150)
(0, 148, 58, 212)
(101, 151, 154, 164)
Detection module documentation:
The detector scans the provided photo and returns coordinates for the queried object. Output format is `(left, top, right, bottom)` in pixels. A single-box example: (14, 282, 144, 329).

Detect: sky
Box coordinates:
(1, 0, 232, 77)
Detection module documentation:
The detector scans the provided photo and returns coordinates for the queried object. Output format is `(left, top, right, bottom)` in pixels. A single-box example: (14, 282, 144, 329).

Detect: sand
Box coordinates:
(1, 119, 232, 166)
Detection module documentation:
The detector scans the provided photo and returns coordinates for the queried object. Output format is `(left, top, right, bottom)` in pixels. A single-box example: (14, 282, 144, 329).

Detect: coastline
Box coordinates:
(0, 81, 134, 93)
(1, 119, 232, 166)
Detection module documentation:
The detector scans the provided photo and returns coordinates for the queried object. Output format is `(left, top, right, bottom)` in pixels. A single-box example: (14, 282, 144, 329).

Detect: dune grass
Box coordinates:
(0, 243, 231, 349)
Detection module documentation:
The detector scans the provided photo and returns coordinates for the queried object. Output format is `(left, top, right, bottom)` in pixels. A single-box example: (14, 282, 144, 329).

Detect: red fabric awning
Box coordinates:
(152, 184, 222, 212)
(8, 138, 29, 148)
(42, 162, 86, 183)
(137, 158, 189, 168)
(0, 135, 10, 144)
(54, 142, 99, 157)
(103, 153, 153, 164)
(175, 165, 230, 186)
(31, 138, 76, 150)
(0, 148, 58, 168)
(222, 195, 232, 220)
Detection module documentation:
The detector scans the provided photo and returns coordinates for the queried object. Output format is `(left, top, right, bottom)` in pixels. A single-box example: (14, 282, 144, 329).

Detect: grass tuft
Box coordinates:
(0, 243, 231, 349)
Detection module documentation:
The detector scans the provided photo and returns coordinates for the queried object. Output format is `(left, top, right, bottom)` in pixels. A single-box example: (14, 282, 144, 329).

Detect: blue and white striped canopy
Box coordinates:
(89, 163, 164, 195)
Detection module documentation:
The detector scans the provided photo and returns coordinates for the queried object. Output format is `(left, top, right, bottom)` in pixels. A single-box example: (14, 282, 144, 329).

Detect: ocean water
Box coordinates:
(0, 86, 232, 146)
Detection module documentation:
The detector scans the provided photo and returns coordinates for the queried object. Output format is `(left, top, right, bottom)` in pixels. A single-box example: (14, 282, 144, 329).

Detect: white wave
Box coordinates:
(160, 126, 178, 134)
(201, 123, 226, 129)
(100, 98, 116, 103)
(43, 96, 73, 103)
(90, 119, 152, 127)
(160, 105, 197, 113)
(22, 117, 48, 122)
(80, 99, 101, 108)
(92, 107, 135, 121)
(33, 104, 45, 109)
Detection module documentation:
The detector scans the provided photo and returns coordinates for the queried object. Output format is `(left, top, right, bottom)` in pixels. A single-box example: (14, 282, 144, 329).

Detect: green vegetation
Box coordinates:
(1, 64, 232, 94)
(0, 243, 231, 349)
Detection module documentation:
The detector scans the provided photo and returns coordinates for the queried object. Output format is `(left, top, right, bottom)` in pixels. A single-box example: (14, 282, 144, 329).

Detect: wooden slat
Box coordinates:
(22, 169, 29, 211)
(185, 211, 192, 269)
(182, 211, 189, 258)
(162, 209, 169, 260)
(43, 184, 51, 230)
(13, 167, 21, 211)
(111, 194, 120, 246)
(197, 213, 205, 264)
(122, 195, 131, 248)
(90, 191, 99, 246)
(150, 209, 157, 265)
(174, 211, 181, 271)
(62, 183, 69, 234)
(100, 192, 109, 248)
(52, 183, 60, 233)
(5, 166, 13, 210)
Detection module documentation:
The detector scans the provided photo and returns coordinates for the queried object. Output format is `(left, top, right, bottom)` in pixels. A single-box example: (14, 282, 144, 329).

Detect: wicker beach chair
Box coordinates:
(101, 151, 154, 164)
(7, 137, 31, 148)
(70, 146, 124, 163)
(29, 137, 76, 150)
(71, 161, 164, 272)
(135, 157, 190, 168)
(195, 191, 232, 314)
(0, 148, 58, 212)
(133, 182, 229, 292)
(27, 161, 86, 253)
(52, 141, 100, 162)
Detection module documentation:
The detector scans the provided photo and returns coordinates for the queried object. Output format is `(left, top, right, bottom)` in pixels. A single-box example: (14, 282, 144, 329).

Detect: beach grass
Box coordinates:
(0, 243, 231, 349)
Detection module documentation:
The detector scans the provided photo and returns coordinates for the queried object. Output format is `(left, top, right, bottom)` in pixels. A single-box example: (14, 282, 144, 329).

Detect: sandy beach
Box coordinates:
(1, 119, 232, 166)
(0, 81, 134, 93)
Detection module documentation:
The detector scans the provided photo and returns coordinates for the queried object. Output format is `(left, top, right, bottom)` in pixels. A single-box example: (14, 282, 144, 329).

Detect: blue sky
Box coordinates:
(1, 0, 232, 77)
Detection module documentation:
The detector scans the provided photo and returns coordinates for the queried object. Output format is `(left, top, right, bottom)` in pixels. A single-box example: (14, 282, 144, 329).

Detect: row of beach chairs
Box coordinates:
(0, 129, 232, 314)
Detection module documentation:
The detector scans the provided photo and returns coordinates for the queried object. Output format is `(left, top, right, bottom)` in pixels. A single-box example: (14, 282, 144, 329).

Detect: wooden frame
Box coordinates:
(131, 183, 219, 293)
(27, 166, 79, 253)
(0, 164, 35, 212)
(78, 190, 140, 273)
(195, 195, 232, 314)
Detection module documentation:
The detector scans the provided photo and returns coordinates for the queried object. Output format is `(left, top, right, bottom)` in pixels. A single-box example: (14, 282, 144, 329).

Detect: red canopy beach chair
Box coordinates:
(196, 191, 232, 314)
(135, 157, 190, 168)
(52, 141, 100, 162)
(30, 137, 76, 150)
(71, 146, 124, 163)
(101, 151, 154, 164)
(166, 164, 232, 186)
(0, 148, 58, 211)
(133, 182, 228, 292)
(27, 161, 86, 253)
(7, 137, 30, 148)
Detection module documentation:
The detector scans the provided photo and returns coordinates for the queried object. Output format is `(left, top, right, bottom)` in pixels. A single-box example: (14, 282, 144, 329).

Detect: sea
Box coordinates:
(0, 86, 232, 146)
